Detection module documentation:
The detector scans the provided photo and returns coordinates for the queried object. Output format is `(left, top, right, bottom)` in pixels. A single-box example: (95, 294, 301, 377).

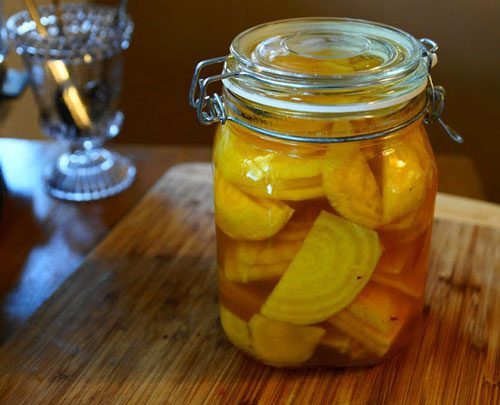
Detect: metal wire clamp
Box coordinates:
(420, 38, 464, 143)
(188, 56, 240, 125)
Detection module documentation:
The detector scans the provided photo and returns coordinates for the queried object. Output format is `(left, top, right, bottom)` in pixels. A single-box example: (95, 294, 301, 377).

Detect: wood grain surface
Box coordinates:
(0, 163, 498, 404)
(0, 139, 211, 342)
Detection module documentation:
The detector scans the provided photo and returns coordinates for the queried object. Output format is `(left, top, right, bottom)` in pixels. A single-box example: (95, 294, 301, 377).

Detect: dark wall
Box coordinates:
(115, 0, 499, 201)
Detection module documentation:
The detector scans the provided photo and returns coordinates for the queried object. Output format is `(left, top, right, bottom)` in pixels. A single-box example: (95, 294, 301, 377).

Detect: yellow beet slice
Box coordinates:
(230, 238, 303, 266)
(321, 326, 373, 360)
(241, 183, 325, 202)
(225, 261, 289, 283)
(346, 284, 411, 335)
(323, 143, 383, 229)
(381, 140, 429, 224)
(372, 231, 432, 298)
(321, 326, 353, 354)
(249, 314, 325, 365)
(220, 305, 253, 354)
(272, 203, 326, 241)
(371, 269, 426, 299)
(218, 274, 270, 321)
(380, 190, 428, 233)
(323, 125, 434, 230)
(223, 238, 303, 282)
(409, 124, 436, 176)
(379, 182, 435, 247)
(274, 220, 311, 241)
(261, 211, 382, 324)
(223, 122, 327, 155)
(214, 173, 293, 241)
(380, 126, 434, 228)
(328, 282, 413, 356)
(214, 124, 325, 201)
(257, 115, 333, 140)
(374, 242, 416, 275)
(379, 200, 435, 249)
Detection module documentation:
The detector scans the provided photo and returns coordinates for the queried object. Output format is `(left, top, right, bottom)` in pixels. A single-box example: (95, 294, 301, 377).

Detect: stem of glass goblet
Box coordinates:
(62, 141, 109, 175)
(46, 141, 135, 201)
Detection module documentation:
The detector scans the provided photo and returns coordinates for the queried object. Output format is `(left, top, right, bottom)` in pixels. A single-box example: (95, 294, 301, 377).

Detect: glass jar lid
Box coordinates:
(224, 18, 431, 113)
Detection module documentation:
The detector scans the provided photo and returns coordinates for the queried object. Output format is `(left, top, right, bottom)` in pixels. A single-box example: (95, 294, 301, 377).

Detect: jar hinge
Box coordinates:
(420, 38, 464, 143)
(188, 55, 240, 125)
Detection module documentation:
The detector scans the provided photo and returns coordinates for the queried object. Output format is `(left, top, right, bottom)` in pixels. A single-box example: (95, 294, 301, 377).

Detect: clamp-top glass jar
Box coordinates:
(190, 18, 461, 368)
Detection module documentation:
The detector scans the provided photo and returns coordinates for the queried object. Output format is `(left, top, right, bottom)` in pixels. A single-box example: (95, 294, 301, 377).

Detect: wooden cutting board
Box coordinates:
(0, 163, 498, 404)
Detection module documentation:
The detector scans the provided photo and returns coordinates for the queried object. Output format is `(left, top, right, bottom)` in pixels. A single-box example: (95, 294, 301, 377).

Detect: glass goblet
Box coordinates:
(7, 4, 135, 201)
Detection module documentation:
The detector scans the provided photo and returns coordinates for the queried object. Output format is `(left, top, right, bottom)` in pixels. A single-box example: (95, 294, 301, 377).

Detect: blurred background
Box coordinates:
(1, 0, 499, 201)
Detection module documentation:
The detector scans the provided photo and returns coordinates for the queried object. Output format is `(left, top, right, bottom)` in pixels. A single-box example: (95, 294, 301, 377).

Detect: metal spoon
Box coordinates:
(23, 0, 92, 131)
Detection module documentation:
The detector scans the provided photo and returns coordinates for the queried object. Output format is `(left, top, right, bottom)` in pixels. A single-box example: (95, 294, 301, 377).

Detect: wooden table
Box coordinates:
(0, 138, 211, 342)
(0, 159, 498, 403)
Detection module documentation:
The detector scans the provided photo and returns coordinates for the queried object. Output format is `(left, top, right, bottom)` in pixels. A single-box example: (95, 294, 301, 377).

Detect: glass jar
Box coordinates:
(190, 18, 461, 368)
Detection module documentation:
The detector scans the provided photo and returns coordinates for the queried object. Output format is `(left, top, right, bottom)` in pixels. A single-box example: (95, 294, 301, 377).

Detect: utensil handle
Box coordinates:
(53, 0, 63, 34)
(23, 0, 92, 131)
(116, 0, 128, 27)
(24, 0, 48, 36)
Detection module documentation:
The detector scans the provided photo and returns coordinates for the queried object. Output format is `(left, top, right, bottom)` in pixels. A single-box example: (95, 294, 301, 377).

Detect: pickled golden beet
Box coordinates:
(380, 138, 429, 224)
(322, 126, 432, 229)
(220, 305, 327, 366)
(328, 282, 414, 356)
(222, 237, 303, 282)
(221, 209, 317, 282)
(229, 235, 303, 265)
(214, 124, 325, 201)
(260, 211, 382, 325)
(372, 231, 432, 299)
(320, 327, 353, 354)
(220, 305, 253, 354)
(218, 275, 270, 321)
(323, 143, 383, 229)
(375, 242, 416, 275)
(224, 261, 288, 285)
(320, 325, 372, 360)
(249, 314, 325, 365)
(214, 172, 294, 241)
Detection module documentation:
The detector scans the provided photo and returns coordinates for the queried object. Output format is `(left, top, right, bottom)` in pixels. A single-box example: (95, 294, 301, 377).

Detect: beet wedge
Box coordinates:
(261, 211, 381, 324)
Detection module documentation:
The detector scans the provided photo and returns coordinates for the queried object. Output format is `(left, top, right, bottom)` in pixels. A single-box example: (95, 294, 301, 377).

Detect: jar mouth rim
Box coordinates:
(223, 78, 428, 113)
(6, 4, 133, 63)
(229, 17, 425, 89)
(223, 95, 429, 144)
